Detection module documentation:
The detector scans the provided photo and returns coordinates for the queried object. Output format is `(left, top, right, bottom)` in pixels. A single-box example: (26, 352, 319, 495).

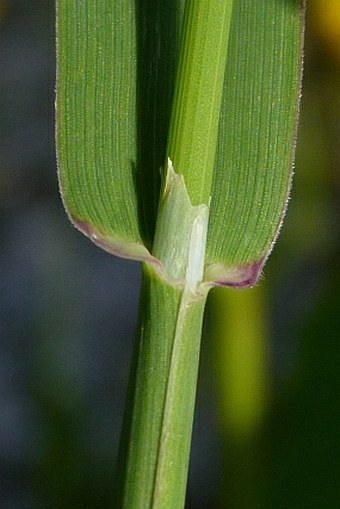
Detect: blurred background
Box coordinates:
(1, 1, 340, 508)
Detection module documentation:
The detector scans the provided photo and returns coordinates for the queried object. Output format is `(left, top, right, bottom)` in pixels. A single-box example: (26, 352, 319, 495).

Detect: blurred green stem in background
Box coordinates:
(209, 284, 269, 507)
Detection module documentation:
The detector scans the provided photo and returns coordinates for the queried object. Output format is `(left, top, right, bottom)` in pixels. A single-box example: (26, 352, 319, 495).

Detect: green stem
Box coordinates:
(118, 1, 234, 506)
(166, 0, 234, 205)
(119, 264, 206, 508)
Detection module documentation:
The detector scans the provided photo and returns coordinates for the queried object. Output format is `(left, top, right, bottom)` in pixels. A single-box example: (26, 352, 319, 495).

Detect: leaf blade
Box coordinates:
(205, 0, 305, 285)
(56, 1, 185, 256)
(56, 1, 142, 252)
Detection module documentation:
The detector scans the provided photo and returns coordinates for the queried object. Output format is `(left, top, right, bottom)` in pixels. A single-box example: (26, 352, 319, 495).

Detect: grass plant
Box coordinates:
(56, 1, 305, 506)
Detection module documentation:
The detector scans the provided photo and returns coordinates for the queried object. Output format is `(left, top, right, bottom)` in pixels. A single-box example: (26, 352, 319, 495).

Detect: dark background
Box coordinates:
(1, 1, 340, 508)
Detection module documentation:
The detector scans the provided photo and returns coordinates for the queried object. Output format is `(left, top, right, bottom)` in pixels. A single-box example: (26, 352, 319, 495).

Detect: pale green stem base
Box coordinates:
(117, 264, 206, 509)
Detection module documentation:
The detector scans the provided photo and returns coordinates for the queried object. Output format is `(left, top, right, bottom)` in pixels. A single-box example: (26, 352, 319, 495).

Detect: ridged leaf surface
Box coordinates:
(56, 0, 181, 258)
(205, 0, 304, 286)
